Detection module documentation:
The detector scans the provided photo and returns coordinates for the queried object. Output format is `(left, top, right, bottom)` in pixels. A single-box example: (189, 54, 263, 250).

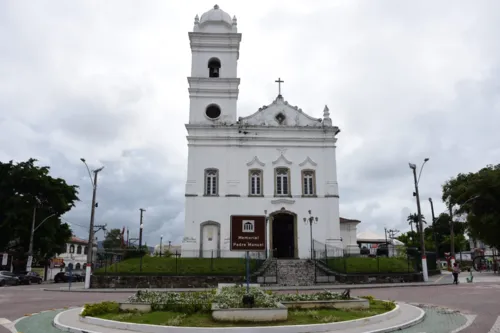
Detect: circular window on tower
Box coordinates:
(205, 104, 221, 120)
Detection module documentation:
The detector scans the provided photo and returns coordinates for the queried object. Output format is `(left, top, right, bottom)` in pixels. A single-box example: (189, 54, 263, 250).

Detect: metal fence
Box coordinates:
(93, 248, 267, 276)
(312, 240, 417, 274)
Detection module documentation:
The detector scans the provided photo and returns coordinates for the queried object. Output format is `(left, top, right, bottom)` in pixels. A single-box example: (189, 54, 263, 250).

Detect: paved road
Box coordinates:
(2, 274, 500, 332)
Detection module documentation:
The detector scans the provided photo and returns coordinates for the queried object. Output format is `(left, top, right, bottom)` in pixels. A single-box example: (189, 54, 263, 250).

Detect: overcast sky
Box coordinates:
(1, 0, 499, 246)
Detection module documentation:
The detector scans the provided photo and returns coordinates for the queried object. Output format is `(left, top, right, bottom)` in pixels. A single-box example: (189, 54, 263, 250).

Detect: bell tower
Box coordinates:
(188, 5, 241, 124)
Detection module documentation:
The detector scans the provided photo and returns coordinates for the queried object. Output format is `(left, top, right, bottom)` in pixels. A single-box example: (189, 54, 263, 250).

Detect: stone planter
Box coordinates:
(211, 302, 288, 322)
(119, 302, 152, 313)
(280, 297, 369, 310)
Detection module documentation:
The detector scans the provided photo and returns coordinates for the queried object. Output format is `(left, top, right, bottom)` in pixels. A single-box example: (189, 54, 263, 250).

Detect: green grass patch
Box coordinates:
(94, 257, 260, 276)
(97, 300, 394, 327)
(327, 257, 414, 273)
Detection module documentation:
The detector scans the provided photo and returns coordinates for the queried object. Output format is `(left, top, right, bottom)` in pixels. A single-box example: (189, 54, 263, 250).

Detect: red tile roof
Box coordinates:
(70, 236, 88, 244)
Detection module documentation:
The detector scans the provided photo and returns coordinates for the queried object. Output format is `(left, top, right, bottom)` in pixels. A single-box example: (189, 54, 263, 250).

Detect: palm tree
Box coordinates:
(407, 213, 426, 235)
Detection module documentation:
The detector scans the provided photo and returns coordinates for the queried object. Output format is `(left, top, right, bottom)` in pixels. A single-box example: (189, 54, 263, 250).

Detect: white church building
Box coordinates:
(181, 5, 359, 259)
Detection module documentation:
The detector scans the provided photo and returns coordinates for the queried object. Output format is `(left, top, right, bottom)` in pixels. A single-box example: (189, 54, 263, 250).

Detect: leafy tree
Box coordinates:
(442, 164, 500, 249)
(103, 228, 123, 251)
(0, 159, 78, 265)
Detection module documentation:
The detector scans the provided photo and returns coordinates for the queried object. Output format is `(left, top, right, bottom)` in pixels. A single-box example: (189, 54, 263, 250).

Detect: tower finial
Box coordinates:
(214, 4, 219, 9)
(323, 105, 332, 126)
(232, 15, 237, 26)
(194, 14, 199, 25)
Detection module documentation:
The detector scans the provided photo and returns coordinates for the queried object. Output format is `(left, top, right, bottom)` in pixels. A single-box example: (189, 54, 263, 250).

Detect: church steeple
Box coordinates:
(323, 105, 332, 126)
(188, 5, 241, 124)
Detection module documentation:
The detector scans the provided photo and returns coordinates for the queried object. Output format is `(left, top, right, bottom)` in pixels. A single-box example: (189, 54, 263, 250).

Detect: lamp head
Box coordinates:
(308, 209, 311, 215)
(303, 217, 307, 223)
(424, 158, 429, 162)
(429, 198, 432, 202)
(315, 217, 318, 222)
(408, 163, 416, 170)
(80, 158, 86, 163)
(264, 210, 267, 215)
(95, 166, 104, 173)
(140, 223, 144, 229)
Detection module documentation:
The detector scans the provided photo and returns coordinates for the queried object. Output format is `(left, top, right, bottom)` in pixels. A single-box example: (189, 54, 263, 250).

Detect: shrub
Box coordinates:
(81, 301, 120, 317)
(128, 290, 215, 314)
(213, 286, 278, 309)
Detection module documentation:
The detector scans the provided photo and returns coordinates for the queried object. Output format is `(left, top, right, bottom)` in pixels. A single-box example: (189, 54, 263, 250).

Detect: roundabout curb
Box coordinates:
(53, 303, 425, 333)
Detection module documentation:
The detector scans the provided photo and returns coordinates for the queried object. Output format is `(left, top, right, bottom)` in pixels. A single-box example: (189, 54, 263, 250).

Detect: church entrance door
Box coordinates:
(271, 213, 296, 258)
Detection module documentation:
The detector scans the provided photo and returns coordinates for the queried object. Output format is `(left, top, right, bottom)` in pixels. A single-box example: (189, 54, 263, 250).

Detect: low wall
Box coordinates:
(91, 275, 245, 288)
(333, 272, 423, 284)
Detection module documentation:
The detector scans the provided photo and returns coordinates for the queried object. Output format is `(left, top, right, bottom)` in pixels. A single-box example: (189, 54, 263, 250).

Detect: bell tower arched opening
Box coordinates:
(208, 58, 221, 78)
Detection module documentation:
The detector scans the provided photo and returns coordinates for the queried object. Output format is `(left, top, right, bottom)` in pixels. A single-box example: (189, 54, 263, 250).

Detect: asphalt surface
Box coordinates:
(1, 273, 500, 332)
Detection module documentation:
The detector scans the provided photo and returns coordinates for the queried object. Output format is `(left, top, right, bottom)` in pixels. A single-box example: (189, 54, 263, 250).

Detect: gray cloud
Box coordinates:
(1, 0, 499, 246)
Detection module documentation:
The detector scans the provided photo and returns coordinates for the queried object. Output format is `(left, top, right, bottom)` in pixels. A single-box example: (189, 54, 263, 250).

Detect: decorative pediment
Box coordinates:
(238, 95, 323, 127)
(246, 156, 265, 167)
(299, 156, 317, 167)
(272, 154, 292, 165)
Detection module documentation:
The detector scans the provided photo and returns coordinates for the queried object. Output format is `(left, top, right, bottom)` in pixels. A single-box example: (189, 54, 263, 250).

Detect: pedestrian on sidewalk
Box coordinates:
(452, 262, 461, 284)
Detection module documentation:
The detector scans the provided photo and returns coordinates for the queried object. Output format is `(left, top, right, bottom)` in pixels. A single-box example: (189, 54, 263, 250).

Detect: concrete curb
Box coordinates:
(53, 303, 424, 333)
(42, 282, 453, 293)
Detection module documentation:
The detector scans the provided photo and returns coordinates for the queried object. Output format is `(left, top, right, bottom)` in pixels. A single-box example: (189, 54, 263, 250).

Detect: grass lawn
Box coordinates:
(98, 300, 393, 327)
(94, 256, 260, 276)
(327, 257, 414, 274)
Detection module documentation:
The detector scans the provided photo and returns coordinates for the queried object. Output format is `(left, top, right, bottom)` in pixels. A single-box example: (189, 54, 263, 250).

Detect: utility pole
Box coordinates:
(139, 208, 145, 272)
(449, 203, 455, 265)
(429, 198, 439, 257)
(27, 204, 37, 272)
(409, 159, 429, 282)
(127, 229, 129, 247)
(81, 158, 104, 289)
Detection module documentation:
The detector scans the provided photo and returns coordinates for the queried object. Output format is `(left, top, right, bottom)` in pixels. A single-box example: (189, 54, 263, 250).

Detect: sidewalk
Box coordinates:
(53, 303, 425, 333)
(43, 274, 453, 293)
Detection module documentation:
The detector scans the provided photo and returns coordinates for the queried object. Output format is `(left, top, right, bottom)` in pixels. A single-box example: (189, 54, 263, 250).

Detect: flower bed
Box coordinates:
(211, 286, 286, 322)
(271, 290, 369, 310)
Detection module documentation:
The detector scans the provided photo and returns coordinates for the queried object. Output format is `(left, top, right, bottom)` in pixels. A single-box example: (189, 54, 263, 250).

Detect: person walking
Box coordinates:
(452, 262, 461, 284)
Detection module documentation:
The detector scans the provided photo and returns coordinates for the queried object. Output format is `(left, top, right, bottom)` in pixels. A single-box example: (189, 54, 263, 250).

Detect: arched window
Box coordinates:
(275, 168, 290, 196)
(208, 57, 221, 78)
(249, 169, 263, 196)
(75, 263, 81, 270)
(76, 245, 82, 254)
(302, 170, 316, 196)
(68, 263, 74, 270)
(69, 244, 75, 253)
(83, 246, 88, 255)
(204, 169, 219, 196)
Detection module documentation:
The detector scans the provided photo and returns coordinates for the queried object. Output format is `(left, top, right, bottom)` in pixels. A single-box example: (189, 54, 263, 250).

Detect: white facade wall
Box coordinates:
(181, 5, 354, 258)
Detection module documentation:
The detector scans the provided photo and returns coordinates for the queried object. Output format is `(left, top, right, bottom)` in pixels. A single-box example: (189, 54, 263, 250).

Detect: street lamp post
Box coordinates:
(303, 210, 318, 260)
(26, 209, 57, 272)
(139, 208, 145, 272)
(160, 235, 163, 257)
(81, 158, 104, 289)
(447, 195, 479, 266)
(264, 210, 270, 258)
(409, 158, 429, 282)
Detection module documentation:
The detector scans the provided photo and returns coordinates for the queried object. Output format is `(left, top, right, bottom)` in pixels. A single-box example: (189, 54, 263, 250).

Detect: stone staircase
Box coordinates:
(276, 259, 316, 286)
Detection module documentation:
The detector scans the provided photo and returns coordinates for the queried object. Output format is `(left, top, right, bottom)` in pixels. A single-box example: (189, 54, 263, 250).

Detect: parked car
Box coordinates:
(54, 271, 83, 283)
(15, 271, 43, 285)
(0, 271, 20, 286)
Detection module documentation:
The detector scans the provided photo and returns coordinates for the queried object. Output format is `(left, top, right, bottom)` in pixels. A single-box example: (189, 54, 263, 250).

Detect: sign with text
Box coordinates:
(230, 215, 266, 251)
(1, 253, 7, 266)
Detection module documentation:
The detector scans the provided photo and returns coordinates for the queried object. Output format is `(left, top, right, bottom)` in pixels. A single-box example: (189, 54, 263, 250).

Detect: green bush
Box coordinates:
(81, 301, 120, 317)
(128, 290, 215, 314)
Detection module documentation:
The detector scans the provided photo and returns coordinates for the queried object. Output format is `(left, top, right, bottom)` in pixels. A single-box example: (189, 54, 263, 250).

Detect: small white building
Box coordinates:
(181, 5, 359, 259)
(47, 236, 88, 279)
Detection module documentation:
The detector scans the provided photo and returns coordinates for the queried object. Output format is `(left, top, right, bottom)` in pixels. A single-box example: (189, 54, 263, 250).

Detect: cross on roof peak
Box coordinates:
(274, 77, 284, 96)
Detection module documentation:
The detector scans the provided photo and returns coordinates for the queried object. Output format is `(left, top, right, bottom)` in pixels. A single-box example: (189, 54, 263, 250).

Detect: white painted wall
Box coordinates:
(181, 5, 350, 259)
